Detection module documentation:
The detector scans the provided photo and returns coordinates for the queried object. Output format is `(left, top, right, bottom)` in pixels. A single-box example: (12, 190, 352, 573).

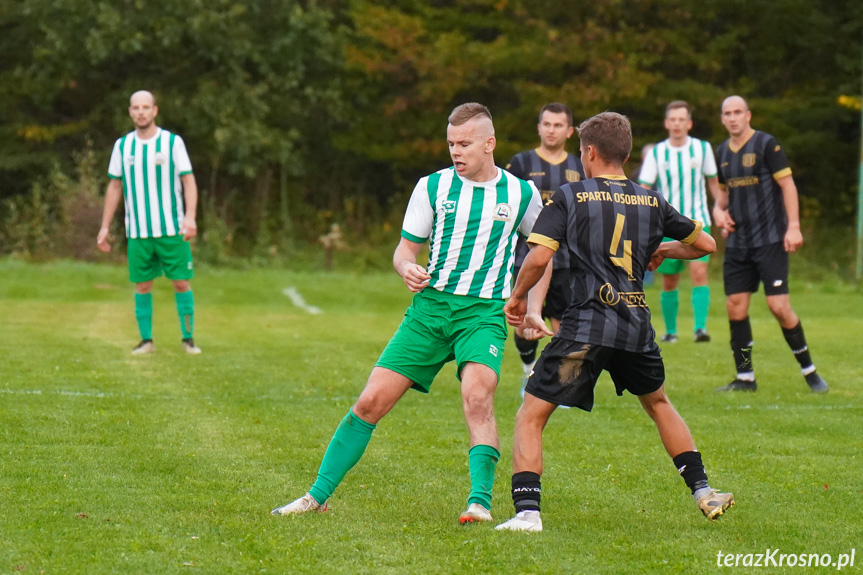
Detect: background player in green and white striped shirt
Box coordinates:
(639, 100, 720, 344)
(272, 103, 543, 525)
(97, 90, 201, 355)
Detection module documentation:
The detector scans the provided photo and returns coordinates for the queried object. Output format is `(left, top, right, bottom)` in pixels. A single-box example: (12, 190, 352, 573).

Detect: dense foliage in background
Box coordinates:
(1, 0, 861, 268)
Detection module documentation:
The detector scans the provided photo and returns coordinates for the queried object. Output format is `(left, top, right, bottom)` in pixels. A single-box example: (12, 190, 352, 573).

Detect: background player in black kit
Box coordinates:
(495, 112, 733, 533)
(713, 95, 828, 393)
(506, 103, 585, 394)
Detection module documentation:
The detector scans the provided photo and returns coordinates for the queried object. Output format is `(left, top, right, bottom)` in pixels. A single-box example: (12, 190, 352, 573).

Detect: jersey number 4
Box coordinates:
(609, 213, 634, 280)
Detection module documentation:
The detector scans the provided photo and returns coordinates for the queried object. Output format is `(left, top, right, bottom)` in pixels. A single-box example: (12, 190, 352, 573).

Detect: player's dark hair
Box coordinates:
(665, 100, 691, 118)
(539, 102, 573, 126)
(449, 103, 493, 126)
(577, 112, 632, 165)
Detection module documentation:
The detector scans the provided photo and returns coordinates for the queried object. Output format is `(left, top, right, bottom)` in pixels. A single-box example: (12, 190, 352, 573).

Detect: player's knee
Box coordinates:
(638, 387, 669, 418)
(462, 387, 494, 420)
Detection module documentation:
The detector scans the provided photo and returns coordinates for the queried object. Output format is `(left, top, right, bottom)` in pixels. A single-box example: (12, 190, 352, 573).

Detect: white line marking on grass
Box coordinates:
(0, 389, 179, 400)
(282, 287, 323, 314)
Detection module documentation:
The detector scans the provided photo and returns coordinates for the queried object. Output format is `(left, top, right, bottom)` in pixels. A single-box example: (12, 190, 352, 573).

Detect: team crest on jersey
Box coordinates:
(566, 170, 581, 182)
(154, 152, 168, 165)
(493, 203, 512, 221)
(690, 158, 700, 169)
(440, 200, 457, 214)
(742, 153, 756, 167)
(125, 155, 135, 166)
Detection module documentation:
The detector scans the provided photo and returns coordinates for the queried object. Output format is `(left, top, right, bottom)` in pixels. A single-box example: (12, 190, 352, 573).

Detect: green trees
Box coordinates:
(1, 0, 860, 263)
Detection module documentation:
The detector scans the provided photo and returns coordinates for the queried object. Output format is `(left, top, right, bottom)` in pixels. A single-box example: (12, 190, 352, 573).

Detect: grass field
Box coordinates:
(1, 258, 861, 574)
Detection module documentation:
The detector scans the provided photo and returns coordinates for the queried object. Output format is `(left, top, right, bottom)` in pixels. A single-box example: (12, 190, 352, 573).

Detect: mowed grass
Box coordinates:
(0, 259, 860, 574)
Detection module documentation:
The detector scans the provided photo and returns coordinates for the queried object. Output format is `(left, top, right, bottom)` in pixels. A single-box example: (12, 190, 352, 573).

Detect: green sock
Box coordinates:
(467, 444, 500, 509)
(692, 286, 710, 331)
(660, 290, 679, 335)
(175, 290, 194, 339)
(134, 293, 153, 340)
(309, 410, 376, 504)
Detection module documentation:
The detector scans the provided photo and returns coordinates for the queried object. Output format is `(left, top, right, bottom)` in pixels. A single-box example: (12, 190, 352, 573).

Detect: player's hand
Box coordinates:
(647, 250, 665, 272)
(713, 208, 735, 236)
(96, 227, 111, 253)
(521, 312, 553, 340)
(503, 296, 527, 326)
(401, 264, 430, 292)
(784, 227, 803, 253)
(181, 217, 198, 241)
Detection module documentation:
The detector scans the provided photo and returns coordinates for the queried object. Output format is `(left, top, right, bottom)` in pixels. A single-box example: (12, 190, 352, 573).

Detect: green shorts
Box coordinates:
(127, 235, 194, 283)
(657, 226, 711, 274)
(376, 288, 508, 393)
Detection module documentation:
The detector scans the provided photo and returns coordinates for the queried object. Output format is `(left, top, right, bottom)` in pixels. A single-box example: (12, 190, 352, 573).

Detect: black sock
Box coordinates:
(782, 321, 814, 371)
(729, 318, 754, 376)
(672, 451, 709, 494)
(514, 334, 538, 365)
(511, 471, 542, 513)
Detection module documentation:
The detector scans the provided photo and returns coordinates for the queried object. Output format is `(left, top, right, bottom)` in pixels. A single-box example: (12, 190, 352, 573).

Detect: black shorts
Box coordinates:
(723, 242, 790, 296)
(525, 337, 665, 412)
(512, 266, 571, 321)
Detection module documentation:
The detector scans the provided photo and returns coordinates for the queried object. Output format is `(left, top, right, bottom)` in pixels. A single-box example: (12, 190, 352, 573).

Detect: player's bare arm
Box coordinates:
(649, 230, 717, 271)
(711, 184, 735, 235)
(180, 173, 199, 241)
(776, 175, 803, 253)
(393, 237, 430, 292)
(96, 178, 124, 253)
(504, 244, 554, 327)
(520, 258, 554, 340)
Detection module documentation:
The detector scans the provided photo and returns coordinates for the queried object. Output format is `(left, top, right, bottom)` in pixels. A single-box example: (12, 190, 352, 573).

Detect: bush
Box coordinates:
(0, 139, 109, 260)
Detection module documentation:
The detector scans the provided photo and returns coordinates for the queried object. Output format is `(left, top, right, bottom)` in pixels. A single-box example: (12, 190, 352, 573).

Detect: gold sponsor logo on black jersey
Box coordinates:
(620, 292, 648, 307)
(742, 153, 756, 167)
(599, 283, 620, 305)
(727, 176, 760, 188)
(599, 283, 647, 307)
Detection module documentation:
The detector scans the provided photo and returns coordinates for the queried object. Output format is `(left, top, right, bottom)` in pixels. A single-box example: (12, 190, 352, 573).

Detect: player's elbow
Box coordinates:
(692, 231, 716, 256)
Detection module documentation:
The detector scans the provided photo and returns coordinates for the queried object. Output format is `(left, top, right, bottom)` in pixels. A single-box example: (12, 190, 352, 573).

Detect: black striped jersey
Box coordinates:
(528, 176, 701, 352)
(506, 149, 585, 269)
(715, 130, 792, 249)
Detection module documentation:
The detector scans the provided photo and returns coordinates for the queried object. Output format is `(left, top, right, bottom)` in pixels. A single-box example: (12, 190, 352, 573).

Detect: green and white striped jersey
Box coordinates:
(401, 167, 542, 300)
(638, 136, 716, 225)
(108, 128, 193, 239)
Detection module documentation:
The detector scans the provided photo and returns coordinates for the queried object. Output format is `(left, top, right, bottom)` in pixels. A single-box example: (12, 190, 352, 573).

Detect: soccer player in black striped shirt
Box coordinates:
(506, 103, 585, 394)
(495, 112, 733, 532)
(713, 96, 828, 393)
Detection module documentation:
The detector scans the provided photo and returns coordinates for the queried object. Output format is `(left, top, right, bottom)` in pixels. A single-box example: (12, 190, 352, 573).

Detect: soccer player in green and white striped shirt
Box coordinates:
(272, 103, 543, 525)
(97, 90, 201, 355)
(639, 100, 720, 344)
